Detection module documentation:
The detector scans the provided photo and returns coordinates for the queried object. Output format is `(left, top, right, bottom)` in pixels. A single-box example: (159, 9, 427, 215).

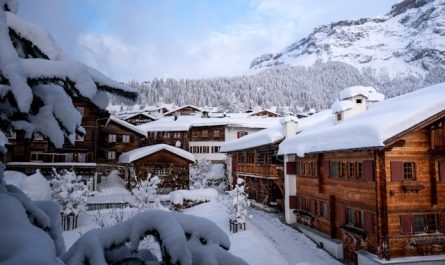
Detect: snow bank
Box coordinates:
(98, 170, 130, 195)
(21, 169, 51, 201)
(3, 170, 26, 189)
(170, 188, 219, 205)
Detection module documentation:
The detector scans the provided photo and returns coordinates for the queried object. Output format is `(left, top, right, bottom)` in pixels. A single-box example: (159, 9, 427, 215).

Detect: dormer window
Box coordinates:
(336, 113, 342, 121)
(356, 99, 363, 104)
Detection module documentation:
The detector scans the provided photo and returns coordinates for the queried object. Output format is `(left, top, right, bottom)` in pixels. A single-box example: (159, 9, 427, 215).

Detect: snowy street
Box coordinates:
(184, 201, 341, 265)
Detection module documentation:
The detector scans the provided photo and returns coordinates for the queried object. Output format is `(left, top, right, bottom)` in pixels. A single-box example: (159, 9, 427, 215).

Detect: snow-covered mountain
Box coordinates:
(250, 0, 445, 78)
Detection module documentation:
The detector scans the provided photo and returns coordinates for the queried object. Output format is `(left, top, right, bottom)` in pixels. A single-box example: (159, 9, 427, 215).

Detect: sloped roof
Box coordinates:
(278, 82, 445, 157)
(221, 110, 331, 152)
(106, 116, 147, 137)
(119, 144, 195, 163)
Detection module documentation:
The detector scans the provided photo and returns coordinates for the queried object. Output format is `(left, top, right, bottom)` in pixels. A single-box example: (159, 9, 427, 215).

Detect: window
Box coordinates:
(75, 133, 85, 142)
(173, 132, 181, 138)
(404, 162, 415, 180)
(348, 163, 355, 178)
(122, 135, 130, 143)
(237, 131, 248, 138)
(356, 162, 363, 179)
(356, 99, 363, 104)
(213, 129, 220, 138)
(402, 214, 439, 234)
(34, 133, 44, 141)
(211, 146, 220, 153)
(164, 132, 171, 138)
(201, 130, 208, 137)
(107, 151, 116, 160)
(192, 131, 198, 137)
(340, 162, 347, 178)
(336, 113, 342, 121)
(321, 201, 328, 218)
(153, 168, 170, 176)
(346, 208, 355, 225)
(108, 134, 116, 143)
(78, 153, 86, 163)
(330, 162, 339, 177)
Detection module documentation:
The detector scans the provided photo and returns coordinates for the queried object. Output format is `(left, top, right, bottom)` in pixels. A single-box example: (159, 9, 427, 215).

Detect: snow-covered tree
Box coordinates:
(189, 158, 212, 189)
(0, 0, 137, 149)
(227, 178, 249, 224)
(49, 169, 88, 216)
(132, 176, 161, 210)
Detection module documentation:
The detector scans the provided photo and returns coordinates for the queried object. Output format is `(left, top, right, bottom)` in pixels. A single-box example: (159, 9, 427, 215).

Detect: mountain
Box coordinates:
(250, 0, 445, 78)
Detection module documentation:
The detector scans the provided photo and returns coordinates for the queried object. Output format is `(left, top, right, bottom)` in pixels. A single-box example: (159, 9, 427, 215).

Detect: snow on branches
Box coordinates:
(189, 158, 212, 189)
(0, 0, 137, 150)
(132, 176, 161, 210)
(49, 169, 88, 216)
(226, 178, 249, 224)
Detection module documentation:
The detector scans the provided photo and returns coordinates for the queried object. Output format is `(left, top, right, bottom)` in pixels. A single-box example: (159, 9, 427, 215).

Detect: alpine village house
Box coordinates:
(279, 84, 445, 265)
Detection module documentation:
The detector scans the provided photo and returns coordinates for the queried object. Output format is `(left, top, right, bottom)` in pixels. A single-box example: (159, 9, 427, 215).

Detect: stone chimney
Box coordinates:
(280, 116, 299, 138)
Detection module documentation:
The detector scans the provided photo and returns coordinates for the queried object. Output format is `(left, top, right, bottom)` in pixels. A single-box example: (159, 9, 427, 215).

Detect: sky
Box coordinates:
(18, 0, 399, 82)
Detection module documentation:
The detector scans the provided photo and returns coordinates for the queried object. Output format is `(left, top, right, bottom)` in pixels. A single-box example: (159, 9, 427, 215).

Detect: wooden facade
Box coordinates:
(230, 143, 284, 208)
(249, 110, 280, 117)
(5, 100, 107, 165)
(287, 112, 445, 264)
(98, 119, 147, 164)
(124, 113, 156, 125)
(128, 149, 192, 192)
(164, 105, 201, 116)
(147, 131, 189, 150)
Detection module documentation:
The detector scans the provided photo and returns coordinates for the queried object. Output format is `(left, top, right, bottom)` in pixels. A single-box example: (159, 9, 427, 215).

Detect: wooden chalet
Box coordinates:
(119, 144, 195, 192)
(98, 116, 148, 164)
(5, 99, 108, 175)
(124, 112, 157, 125)
(189, 125, 226, 162)
(249, 109, 280, 118)
(279, 84, 445, 264)
(164, 105, 202, 116)
(221, 118, 299, 208)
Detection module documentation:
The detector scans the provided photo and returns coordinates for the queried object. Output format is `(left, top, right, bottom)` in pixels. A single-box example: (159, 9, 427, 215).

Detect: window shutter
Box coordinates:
(439, 161, 445, 182)
(327, 203, 331, 220)
(323, 161, 330, 178)
(363, 160, 374, 181)
(338, 206, 345, 225)
(400, 215, 413, 235)
(391, 161, 404, 182)
(364, 212, 374, 234)
(237, 131, 241, 138)
(440, 212, 445, 233)
(286, 162, 296, 175)
(289, 196, 297, 209)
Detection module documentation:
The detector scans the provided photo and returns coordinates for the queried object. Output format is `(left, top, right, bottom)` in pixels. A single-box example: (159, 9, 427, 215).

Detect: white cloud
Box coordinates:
(77, 33, 157, 81)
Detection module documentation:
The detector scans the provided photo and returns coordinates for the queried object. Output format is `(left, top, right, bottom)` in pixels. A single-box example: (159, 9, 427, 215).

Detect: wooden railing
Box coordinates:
(237, 164, 280, 178)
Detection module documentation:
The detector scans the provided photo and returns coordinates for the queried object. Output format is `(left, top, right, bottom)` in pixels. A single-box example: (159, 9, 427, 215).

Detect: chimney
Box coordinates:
(201, 111, 209, 118)
(280, 116, 299, 138)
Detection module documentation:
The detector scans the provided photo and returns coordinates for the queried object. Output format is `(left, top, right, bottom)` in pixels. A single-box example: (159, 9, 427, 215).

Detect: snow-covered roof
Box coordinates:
(221, 110, 331, 152)
(338, 86, 384, 101)
(221, 126, 284, 152)
(331, 100, 355, 114)
(136, 113, 280, 132)
(119, 144, 195, 163)
(278, 82, 445, 157)
(123, 112, 157, 121)
(106, 116, 147, 137)
(164, 104, 202, 116)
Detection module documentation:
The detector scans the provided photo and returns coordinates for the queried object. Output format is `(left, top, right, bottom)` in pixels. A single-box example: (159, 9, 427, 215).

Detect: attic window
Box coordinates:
(356, 99, 363, 104)
(336, 113, 342, 121)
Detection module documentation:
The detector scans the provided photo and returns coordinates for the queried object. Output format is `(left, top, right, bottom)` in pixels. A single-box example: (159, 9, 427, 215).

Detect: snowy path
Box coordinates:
(184, 201, 342, 265)
(247, 208, 342, 265)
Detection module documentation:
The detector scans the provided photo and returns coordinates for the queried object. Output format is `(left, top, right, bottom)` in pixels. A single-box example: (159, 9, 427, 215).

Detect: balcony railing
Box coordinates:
(237, 163, 281, 178)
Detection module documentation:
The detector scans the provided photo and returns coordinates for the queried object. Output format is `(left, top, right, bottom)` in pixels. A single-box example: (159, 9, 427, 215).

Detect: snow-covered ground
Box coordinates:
(65, 199, 341, 265)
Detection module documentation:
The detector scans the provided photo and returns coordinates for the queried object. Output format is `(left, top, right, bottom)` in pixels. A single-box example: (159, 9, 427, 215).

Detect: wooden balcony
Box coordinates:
(237, 163, 281, 178)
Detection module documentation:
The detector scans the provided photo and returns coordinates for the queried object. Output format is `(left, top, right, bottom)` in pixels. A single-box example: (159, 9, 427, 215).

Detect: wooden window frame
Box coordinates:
(108, 134, 117, 143)
(403, 162, 416, 180)
(122, 135, 130, 143)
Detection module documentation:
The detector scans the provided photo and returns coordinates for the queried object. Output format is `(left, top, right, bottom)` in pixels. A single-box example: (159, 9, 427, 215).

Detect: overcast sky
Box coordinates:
(18, 0, 399, 81)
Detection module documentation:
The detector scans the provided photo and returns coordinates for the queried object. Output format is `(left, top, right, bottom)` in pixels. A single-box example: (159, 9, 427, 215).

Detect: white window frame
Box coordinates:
(108, 134, 117, 143)
(122, 135, 130, 143)
(107, 151, 116, 160)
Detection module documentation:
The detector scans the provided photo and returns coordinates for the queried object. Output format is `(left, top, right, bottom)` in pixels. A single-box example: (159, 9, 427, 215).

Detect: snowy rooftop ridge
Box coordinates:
(220, 126, 284, 152)
(278, 82, 445, 157)
(119, 144, 195, 163)
(107, 116, 147, 137)
(331, 100, 355, 114)
(221, 111, 331, 152)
